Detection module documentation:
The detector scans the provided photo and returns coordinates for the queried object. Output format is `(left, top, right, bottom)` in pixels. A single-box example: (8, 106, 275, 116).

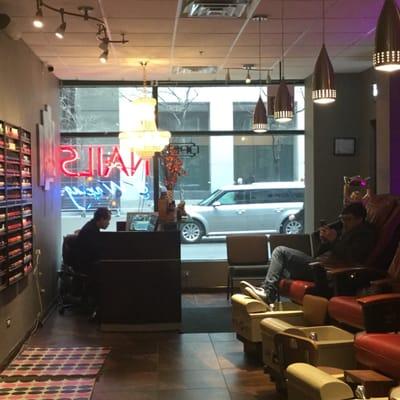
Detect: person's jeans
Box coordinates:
(262, 246, 315, 302)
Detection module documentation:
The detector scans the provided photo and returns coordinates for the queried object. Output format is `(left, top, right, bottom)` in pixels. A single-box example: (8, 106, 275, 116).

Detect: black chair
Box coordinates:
(226, 235, 269, 299)
(58, 234, 89, 314)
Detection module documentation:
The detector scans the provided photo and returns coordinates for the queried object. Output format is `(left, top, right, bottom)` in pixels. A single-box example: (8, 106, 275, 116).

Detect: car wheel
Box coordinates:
(180, 220, 204, 243)
(281, 218, 303, 234)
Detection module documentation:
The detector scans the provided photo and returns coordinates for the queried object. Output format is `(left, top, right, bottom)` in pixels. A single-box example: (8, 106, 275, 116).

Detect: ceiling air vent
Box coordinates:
(172, 66, 218, 74)
(181, 0, 253, 18)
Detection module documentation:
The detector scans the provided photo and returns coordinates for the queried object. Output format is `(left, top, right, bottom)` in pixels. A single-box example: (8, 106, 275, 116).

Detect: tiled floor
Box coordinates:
(27, 294, 280, 400)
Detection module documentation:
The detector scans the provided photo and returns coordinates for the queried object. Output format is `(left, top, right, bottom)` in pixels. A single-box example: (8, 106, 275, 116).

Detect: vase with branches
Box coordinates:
(161, 144, 186, 203)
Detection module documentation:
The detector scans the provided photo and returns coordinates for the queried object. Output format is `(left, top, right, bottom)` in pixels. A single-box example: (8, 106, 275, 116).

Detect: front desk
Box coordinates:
(97, 230, 181, 331)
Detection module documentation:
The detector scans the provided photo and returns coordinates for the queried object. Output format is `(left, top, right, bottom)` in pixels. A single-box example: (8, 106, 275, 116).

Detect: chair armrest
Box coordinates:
(309, 262, 387, 296)
(357, 293, 400, 305)
(357, 293, 400, 333)
(369, 277, 400, 292)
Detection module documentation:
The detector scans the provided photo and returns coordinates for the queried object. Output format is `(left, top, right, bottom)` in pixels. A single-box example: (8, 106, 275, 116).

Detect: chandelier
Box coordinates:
(119, 62, 171, 159)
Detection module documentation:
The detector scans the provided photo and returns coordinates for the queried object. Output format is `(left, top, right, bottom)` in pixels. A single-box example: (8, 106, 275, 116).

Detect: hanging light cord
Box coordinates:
(322, 0, 325, 45)
(141, 61, 148, 95)
(281, 0, 285, 80)
(258, 17, 262, 83)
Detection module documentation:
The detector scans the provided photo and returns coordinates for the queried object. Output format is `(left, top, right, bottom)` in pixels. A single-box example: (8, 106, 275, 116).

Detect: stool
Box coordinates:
(226, 235, 268, 299)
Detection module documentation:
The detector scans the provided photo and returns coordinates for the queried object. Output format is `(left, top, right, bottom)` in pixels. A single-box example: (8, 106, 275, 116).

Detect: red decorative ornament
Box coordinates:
(161, 144, 186, 190)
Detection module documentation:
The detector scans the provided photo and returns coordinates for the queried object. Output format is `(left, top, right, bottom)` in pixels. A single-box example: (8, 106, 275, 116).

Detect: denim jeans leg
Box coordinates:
(262, 246, 314, 302)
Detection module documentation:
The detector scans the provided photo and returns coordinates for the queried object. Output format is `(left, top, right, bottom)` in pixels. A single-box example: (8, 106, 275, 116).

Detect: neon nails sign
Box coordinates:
(60, 145, 150, 178)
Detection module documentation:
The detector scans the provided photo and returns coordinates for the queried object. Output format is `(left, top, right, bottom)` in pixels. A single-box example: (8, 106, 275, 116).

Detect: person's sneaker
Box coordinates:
(243, 286, 267, 303)
(239, 280, 264, 295)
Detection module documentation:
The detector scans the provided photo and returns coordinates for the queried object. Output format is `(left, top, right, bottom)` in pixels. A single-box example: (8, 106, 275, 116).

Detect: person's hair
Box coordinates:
(340, 202, 367, 220)
(93, 207, 111, 221)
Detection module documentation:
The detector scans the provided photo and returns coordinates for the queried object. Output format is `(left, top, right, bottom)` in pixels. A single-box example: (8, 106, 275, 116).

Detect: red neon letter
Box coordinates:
(103, 146, 129, 177)
(60, 145, 79, 177)
(130, 152, 150, 176)
(78, 146, 94, 177)
(97, 147, 104, 176)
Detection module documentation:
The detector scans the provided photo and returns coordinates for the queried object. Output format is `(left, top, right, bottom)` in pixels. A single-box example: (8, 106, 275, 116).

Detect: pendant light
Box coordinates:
(274, 0, 293, 123)
(373, 0, 400, 72)
(252, 15, 268, 133)
(312, 0, 336, 104)
(119, 62, 171, 159)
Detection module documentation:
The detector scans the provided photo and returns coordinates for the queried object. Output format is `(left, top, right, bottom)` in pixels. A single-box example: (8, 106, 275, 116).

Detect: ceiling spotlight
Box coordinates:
(225, 68, 231, 82)
(55, 22, 66, 39)
(266, 69, 272, 84)
(55, 9, 66, 39)
(99, 40, 109, 51)
(99, 50, 108, 64)
(245, 69, 251, 84)
(33, 7, 43, 28)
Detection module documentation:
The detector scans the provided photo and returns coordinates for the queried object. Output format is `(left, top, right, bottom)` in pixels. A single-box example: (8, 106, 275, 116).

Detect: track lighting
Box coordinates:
(266, 69, 272, 84)
(31, 0, 128, 62)
(245, 68, 251, 84)
(33, 1, 43, 28)
(225, 68, 231, 82)
(55, 9, 66, 39)
(99, 50, 108, 64)
(99, 39, 109, 51)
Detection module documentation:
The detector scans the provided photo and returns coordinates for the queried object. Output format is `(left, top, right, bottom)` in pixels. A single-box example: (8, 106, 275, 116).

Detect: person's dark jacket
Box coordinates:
(316, 221, 377, 265)
(75, 219, 101, 271)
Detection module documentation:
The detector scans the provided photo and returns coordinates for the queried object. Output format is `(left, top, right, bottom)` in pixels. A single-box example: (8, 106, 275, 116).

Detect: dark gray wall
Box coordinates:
(359, 69, 377, 191)
(0, 32, 60, 364)
(305, 73, 376, 231)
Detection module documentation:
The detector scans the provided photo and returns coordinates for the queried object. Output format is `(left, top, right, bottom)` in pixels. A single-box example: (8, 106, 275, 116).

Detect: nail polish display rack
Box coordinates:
(0, 121, 33, 291)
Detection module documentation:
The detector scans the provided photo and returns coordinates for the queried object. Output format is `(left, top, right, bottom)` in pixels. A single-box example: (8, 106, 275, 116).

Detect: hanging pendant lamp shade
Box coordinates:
(373, 0, 400, 72)
(312, 44, 336, 104)
(252, 15, 268, 133)
(274, 81, 293, 123)
(253, 96, 268, 133)
(274, 0, 293, 123)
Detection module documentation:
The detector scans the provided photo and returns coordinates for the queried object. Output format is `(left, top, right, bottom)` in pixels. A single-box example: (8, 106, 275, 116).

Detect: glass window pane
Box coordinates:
(60, 136, 154, 236)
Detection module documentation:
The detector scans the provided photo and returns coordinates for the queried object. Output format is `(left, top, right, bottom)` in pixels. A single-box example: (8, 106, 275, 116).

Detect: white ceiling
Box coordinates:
(0, 0, 384, 81)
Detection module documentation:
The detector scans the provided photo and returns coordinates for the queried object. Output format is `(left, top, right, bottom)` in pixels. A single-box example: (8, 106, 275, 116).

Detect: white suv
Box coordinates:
(181, 182, 304, 243)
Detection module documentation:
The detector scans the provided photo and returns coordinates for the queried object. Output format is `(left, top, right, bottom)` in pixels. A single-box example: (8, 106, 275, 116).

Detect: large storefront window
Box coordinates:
(60, 84, 305, 261)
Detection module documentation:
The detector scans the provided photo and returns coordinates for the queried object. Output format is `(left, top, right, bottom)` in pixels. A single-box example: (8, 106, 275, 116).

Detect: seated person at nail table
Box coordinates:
(75, 207, 111, 275)
(242, 202, 377, 304)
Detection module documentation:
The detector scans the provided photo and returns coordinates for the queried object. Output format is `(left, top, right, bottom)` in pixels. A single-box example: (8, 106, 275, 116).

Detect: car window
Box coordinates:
(249, 188, 304, 203)
(198, 189, 221, 206)
(217, 190, 247, 205)
(288, 189, 304, 202)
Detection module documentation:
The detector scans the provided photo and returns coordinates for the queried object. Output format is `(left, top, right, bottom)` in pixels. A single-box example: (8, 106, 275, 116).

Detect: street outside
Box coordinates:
(61, 213, 227, 260)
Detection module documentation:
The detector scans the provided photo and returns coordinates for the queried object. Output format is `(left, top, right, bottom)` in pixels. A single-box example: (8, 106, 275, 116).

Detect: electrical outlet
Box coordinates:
(184, 271, 190, 277)
(5, 318, 11, 328)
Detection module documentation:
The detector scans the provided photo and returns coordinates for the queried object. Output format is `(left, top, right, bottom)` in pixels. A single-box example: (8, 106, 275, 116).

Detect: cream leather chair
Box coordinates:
(260, 294, 329, 371)
(231, 233, 313, 354)
(231, 294, 304, 356)
(287, 363, 353, 400)
(287, 363, 399, 400)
